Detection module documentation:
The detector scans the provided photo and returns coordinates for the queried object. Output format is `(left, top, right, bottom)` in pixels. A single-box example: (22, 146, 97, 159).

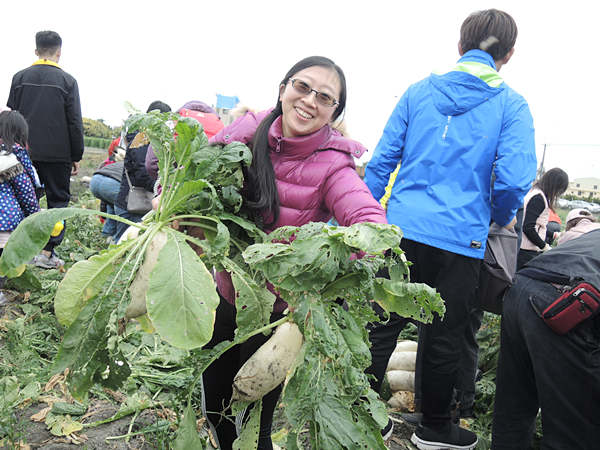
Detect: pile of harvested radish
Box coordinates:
(386, 340, 417, 410)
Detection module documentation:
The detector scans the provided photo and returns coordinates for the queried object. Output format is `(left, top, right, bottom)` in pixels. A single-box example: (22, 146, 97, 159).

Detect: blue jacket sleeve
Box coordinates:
(492, 93, 537, 227)
(364, 93, 408, 201)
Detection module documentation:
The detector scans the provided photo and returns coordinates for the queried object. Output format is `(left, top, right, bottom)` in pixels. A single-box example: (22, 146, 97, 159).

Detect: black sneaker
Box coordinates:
(381, 418, 394, 440)
(411, 421, 477, 450)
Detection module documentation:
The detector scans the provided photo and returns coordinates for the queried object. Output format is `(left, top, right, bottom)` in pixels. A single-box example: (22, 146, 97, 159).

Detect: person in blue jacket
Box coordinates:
(364, 9, 537, 450)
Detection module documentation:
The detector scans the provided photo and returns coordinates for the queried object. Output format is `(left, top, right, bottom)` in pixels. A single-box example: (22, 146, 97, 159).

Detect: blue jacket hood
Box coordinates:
(430, 50, 502, 115)
(365, 49, 537, 259)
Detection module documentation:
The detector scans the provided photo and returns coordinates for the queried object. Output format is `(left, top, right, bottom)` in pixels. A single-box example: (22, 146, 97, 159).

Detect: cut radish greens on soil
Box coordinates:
(0, 105, 445, 449)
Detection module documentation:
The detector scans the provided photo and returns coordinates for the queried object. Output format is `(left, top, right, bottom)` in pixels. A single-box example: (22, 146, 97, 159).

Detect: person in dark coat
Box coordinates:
(492, 229, 600, 449)
(6, 30, 84, 269)
(113, 101, 170, 242)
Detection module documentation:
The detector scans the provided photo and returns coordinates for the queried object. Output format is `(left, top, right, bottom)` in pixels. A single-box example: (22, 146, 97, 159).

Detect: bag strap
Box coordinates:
(124, 169, 134, 190)
(517, 267, 583, 286)
(517, 267, 574, 286)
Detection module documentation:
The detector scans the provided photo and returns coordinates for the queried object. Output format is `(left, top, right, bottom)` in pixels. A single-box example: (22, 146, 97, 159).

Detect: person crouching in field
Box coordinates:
(492, 228, 600, 449)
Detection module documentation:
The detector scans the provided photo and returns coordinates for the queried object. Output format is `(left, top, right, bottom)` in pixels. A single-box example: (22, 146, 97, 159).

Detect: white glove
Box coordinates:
(541, 244, 552, 253)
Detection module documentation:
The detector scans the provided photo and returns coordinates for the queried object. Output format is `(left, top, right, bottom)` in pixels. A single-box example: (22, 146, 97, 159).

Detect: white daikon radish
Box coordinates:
(231, 322, 303, 402)
(387, 369, 415, 393)
(387, 390, 415, 410)
(125, 230, 168, 320)
(394, 340, 418, 353)
(386, 351, 417, 372)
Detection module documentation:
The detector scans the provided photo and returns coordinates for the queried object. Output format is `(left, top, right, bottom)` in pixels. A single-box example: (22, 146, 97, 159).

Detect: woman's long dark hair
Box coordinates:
(244, 56, 347, 226)
(534, 167, 569, 211)
(0, 110, 29, 151)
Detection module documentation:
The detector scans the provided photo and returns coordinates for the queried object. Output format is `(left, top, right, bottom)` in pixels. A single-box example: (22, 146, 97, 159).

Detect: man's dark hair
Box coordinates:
(146, 101, 171, 113)
(36, 31, 62, 57)
(460, 9, 517, 61)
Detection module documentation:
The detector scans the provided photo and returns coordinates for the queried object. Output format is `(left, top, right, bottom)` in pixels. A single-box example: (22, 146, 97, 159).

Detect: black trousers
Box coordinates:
(366, 239, 481, 429)
(33, 161, 72, 252)
(492, 275, 600, 449)
(201, 297, 285, 450)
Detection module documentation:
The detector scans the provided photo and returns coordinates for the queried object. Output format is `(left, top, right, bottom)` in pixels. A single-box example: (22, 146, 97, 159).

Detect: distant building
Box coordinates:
(356, 165, 366, 179)
(566, 177, 600, 199)
(215, 94, 241, 126)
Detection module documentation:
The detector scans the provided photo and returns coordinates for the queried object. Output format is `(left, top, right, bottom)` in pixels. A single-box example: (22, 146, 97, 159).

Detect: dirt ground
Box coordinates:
(385, 414, 418, 449)
(2, 407, 417, 450)
(1, 402, 162, 450)
(1, 291, 418, 450)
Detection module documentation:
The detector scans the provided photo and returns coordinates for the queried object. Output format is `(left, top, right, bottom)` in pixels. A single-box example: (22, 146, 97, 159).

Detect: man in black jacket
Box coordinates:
(7, 30, 84, 268)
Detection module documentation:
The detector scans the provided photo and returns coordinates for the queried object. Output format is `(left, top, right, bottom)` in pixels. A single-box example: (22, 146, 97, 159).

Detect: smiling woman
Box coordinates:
(198, 55, 387, 450)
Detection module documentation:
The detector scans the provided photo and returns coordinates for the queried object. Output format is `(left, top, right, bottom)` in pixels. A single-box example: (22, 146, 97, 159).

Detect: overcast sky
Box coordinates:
(3, 0, 599, 180)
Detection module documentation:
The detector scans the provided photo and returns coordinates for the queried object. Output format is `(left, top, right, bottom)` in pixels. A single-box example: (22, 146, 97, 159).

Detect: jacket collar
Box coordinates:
(32, 59, 61, 69)
(458, 49, 497, 69)
(434, 50, 504, 88)
(267, 115, 367, 159)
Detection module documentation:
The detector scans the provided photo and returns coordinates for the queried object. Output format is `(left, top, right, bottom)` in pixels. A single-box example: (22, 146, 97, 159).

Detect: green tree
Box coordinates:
(82, 118, 111, 139)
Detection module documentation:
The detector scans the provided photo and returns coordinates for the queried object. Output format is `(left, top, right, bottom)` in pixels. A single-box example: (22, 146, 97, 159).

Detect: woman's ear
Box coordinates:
(279, 84, 286, 102)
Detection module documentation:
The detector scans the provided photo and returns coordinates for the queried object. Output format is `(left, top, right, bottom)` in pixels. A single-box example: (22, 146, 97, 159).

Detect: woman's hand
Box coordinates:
(151, 194, 161, 211)
(503, 216, 517, 230)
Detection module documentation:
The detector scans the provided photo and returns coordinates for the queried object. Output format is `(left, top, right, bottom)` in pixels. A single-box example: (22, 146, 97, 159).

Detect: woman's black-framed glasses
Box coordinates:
(288, 79, 339, 107)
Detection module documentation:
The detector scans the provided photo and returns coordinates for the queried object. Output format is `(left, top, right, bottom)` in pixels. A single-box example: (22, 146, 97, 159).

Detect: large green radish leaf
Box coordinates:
(374, 278, 445, 322)
(0, 208, 101, 275)
(192, 141, 251, 181)
(52, 293, 116, 382)
(54, 244, 134, 326)
(221, 258, 274, 335)
(232, 399, 262, 450)
(341, 222, 402, 254)
(146, 230, 219, 349)
(171, 403, 206, 450)
(283, 343, 385, 450)
(163, 179, 214, 216)
(66, 309, 131, 399)
(174, 117, 208, 169)
(218, 212, 266, 242)
(243, 236, 349, 292)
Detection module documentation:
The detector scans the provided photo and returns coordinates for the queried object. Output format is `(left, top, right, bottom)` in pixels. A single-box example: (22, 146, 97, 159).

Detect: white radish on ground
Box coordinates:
(394, 340, 418, 353)
(231, 322, 303, 402)
(386, 350, 417, 372)
(125, 230, 168, 320)
(387, 369, 415, 393)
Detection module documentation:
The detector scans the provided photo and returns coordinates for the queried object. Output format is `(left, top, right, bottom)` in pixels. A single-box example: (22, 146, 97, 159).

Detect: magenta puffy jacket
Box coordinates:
(210, 109, 387, 313)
